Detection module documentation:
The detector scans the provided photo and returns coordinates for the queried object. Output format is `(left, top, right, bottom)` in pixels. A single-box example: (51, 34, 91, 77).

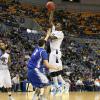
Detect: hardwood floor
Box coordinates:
(0, 92, 100, 100)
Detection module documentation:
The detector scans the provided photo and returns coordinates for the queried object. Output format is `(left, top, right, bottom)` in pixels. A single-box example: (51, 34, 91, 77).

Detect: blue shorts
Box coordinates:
(27, 68, 50, 88)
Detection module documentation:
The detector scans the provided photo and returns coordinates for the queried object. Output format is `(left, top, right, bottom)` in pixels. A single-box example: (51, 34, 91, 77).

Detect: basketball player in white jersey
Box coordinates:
(0, 42, 14, 100)
(49, 22, 68, 94)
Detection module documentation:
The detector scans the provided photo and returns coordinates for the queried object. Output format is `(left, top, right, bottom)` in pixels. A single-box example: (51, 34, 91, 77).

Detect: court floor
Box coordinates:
(0, 92, 100, 100)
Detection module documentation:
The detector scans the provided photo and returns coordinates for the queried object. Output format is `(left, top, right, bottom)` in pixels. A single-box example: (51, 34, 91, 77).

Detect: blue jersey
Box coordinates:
(28, 47, 48, 69)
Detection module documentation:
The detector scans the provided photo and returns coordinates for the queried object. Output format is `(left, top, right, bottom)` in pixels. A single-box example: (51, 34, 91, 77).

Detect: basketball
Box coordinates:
(46, 1, 55, 11)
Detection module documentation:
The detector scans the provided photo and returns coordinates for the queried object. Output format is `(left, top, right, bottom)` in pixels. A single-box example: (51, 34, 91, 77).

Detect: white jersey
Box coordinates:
(0, 52, 11, 88)
(0, 52, 9, 70)
(50, 25, 64, 51)
(49, 26, 64, 72)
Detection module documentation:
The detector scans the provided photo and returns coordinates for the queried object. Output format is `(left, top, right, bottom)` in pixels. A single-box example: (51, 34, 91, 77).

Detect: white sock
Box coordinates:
(39, 95, 47, 100)
(53, 77, 59, 86)
(58, 75, 66, 85)
(32, 94, 37, 100)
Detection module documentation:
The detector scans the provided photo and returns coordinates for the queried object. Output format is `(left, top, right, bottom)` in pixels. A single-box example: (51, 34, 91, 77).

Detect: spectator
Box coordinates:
(12, 74, 20, 92)
(76, 77, 84, 92)
(94, 78, 100, 91)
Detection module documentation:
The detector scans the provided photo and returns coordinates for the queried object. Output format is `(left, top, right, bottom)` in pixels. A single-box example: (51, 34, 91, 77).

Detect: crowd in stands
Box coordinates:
(0, 1, 100, 92)
(61, 37, 100, 91)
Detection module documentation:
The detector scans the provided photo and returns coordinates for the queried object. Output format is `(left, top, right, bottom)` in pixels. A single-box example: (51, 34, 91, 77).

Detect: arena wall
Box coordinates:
(21, 0, 100, 12)
(21, 0, 100, 5)
(81, 0, 100, 5)
(21, 0, 47, 5)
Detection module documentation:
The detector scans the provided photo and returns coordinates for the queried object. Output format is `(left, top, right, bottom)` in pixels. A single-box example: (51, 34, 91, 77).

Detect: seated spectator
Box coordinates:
(94, 78, 100, 91)
(76, 77, 84, 92)
(12, 74, 20, 92)
(83, 78, 94, 91)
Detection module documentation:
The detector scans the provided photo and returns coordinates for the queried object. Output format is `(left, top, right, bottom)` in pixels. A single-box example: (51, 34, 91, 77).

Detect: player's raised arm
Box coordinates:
(49, 11, 54, 26)
(44, 28, 52, 41)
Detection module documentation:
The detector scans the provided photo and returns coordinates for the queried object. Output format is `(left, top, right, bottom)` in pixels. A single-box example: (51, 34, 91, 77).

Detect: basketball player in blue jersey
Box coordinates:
(27, 29, 61, 100)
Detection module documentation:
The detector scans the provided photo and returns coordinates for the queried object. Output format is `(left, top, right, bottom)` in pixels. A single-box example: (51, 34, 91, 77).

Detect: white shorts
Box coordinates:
(49, 50, 62, 72)
(0, 69, 12, 88)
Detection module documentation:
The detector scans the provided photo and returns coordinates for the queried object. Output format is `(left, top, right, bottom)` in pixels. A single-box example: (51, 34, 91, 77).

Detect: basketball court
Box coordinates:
(0, 92, 100, 100)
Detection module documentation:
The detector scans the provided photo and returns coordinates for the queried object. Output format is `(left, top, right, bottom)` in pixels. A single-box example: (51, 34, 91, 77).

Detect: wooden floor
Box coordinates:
(0, 92, 100, 100)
